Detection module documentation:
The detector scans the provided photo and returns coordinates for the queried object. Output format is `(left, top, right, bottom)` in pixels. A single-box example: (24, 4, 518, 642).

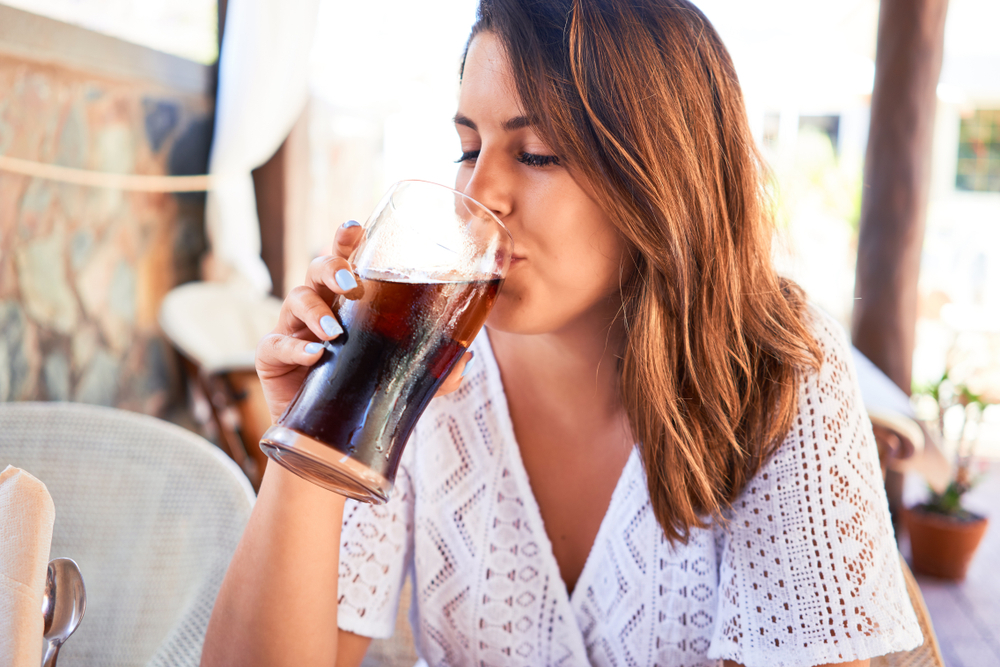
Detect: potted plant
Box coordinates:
(904, 372, 990, 581)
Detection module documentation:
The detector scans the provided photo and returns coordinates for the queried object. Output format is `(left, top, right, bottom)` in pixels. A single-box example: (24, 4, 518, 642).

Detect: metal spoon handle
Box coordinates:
(42, 641, 60, 667)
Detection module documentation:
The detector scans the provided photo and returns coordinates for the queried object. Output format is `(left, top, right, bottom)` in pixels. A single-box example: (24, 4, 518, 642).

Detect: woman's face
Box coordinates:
(455, 32, 629, 336)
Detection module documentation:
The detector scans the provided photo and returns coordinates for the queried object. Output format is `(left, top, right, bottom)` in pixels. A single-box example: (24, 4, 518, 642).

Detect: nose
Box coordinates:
(458, 151, 514, 222)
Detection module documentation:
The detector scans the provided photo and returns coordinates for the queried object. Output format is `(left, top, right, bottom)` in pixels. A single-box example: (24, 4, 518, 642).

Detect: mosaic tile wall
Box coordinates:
(0, 54, 212, 415)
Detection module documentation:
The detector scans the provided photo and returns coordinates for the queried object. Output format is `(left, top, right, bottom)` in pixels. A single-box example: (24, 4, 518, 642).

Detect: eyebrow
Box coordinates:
(453, 113, 535, 132)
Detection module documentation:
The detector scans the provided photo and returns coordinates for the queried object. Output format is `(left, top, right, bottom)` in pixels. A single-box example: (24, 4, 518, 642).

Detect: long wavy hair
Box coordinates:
(465, 0, 822, 542)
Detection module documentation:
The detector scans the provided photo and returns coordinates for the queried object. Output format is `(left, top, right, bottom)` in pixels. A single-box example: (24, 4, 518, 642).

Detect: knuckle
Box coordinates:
(255, 333, 283, 365)
(319, 255, 346, 272)
(308, 254, 332, 271)
(304, 304, 332, 326)
(288, 285, 314, 302)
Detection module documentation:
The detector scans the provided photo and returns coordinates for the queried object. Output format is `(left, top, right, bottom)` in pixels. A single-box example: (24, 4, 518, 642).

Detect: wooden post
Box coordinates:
(852, 0, 949, 395)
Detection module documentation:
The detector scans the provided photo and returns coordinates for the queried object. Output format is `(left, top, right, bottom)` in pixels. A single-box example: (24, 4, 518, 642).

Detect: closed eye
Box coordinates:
(518, 152, 560, 167)
(455, 150, 561, 167)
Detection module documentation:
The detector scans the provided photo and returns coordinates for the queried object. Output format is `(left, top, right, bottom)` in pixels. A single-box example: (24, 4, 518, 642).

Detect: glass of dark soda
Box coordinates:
(259, 180, 513, 503)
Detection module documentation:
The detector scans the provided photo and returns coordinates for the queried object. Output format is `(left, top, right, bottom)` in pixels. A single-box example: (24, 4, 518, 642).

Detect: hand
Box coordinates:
(255, 220, 476, 423)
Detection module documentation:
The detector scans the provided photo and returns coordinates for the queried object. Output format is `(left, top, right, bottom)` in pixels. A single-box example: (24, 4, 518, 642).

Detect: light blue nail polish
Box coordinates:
(461, 353, 476, 377)
(305, 342, 323, 354)
(321, 315, 342, 337)
(335, 269, 358, 291)
(343, 219, 361, 228)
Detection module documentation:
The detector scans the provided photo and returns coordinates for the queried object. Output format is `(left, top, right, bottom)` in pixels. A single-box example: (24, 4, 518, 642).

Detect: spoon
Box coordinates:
(41, 558, 86, 667)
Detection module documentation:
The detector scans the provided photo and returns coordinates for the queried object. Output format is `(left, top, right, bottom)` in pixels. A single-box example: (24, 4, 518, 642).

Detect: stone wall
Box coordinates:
(0, 6, 213, 415)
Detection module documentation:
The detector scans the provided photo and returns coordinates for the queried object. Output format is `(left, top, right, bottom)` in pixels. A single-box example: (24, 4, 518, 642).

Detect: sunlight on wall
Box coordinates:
(3, 0, 218, 63)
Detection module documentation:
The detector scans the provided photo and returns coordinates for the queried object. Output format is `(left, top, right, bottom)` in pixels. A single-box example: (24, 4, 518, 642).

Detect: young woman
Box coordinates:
(202, 1, 922, 665)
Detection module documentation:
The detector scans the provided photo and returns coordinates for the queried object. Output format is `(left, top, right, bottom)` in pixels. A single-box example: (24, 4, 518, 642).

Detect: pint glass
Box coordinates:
(259, 180, 513, 503)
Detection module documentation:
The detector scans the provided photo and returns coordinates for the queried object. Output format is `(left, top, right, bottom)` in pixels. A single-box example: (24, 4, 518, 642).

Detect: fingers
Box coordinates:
(305, 254, 365, 303)
(277, 285, 345, 341)
(256, 332, 326, 376)
(333, 220, 364, 260)
(266, 217, 364, 352)
(435, 351, 476, 397)
(291, 220, 366, 309)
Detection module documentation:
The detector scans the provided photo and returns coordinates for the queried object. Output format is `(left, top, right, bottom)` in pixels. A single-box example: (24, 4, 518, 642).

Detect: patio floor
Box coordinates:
(901, 462, 1000, 667)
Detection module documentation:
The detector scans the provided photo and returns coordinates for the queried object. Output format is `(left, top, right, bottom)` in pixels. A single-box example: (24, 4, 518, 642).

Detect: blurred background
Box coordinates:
(5, 0, 997, 387)
(2, 0, 998, 407)
(1, 0, 999, 664)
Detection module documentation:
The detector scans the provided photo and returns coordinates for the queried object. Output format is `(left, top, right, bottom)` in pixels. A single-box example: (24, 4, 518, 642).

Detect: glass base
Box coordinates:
(259, 424, 392, 504)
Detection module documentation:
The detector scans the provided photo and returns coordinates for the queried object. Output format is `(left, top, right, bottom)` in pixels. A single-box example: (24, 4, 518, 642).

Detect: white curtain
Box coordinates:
(207, 0, 322, 293)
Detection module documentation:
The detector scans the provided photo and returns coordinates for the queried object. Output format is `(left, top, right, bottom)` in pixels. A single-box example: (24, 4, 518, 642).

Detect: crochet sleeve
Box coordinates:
(707, 307, 923, 667)
(336, 445, 416, 639)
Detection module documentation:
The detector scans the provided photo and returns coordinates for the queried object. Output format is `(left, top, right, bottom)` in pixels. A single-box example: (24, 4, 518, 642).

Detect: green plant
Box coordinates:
(913, 370, 989, 521)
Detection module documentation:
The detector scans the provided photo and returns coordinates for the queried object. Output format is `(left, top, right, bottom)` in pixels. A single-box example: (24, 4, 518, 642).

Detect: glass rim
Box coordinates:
(389, 179, 513, 244)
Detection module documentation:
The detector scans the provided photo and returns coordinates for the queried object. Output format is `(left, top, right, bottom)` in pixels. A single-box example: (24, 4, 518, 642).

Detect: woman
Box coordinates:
(202, 1, 922, 665)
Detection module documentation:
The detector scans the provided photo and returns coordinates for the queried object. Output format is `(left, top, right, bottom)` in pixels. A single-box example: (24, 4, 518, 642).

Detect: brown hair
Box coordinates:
(466, 0, 822, 542)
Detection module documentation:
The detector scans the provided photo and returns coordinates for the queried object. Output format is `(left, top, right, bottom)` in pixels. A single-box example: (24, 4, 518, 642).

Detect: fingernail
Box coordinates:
(305, 342, 323, 354)
(342, 219, 361, 229)
(321, 315, 342, 337)
(335, 269, 358, 291)
(461, 352, 476, 377)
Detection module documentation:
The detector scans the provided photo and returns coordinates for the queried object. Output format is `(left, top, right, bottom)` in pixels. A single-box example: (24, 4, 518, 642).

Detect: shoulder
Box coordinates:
(748, 303, 878, 521)
(803, 303, 855, 378)
(790, 304, 868, 440)
(707, 304, 922, 665)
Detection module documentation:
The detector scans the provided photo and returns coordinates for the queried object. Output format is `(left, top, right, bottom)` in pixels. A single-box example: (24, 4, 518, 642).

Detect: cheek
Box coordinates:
(488, 234, 625, 335)
(532, 199, 623, 290)
(454, 169, 471, 194)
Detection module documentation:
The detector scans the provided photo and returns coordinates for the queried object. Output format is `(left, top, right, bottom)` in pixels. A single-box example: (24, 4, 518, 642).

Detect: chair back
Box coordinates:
(0, 402, 255, 667)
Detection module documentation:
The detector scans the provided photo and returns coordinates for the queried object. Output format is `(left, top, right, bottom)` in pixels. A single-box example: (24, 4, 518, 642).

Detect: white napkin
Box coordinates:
(0, 465, 55, 667)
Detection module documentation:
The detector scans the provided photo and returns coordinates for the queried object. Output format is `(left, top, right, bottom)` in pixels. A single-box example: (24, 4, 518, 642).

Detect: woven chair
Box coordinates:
(0, 401, 255, 667)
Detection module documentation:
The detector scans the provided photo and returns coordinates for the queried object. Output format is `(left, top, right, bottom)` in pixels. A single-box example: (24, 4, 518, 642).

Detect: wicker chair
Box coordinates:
(0, 401, 255, 667)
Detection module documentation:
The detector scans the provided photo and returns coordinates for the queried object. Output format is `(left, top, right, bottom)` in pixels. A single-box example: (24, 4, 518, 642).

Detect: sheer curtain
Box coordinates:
(206, 0, 321, 292)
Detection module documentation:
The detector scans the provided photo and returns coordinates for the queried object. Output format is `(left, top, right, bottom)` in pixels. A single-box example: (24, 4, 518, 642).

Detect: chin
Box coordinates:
(485, 295, 563, 337)
(484, 297, 529, 334)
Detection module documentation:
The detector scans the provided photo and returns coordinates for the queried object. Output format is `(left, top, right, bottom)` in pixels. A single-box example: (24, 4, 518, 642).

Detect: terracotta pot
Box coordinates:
(904, 506, 989, 581)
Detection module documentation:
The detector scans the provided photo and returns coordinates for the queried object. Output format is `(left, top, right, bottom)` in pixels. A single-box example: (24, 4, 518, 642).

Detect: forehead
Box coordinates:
(459, 32, 523, 119)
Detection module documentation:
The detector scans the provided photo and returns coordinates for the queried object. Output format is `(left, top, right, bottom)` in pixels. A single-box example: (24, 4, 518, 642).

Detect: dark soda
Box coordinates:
(276, 272, 502, 488)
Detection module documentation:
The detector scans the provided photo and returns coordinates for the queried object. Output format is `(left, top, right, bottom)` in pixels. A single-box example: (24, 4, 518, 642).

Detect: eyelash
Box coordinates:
(455, 150, 561, 168)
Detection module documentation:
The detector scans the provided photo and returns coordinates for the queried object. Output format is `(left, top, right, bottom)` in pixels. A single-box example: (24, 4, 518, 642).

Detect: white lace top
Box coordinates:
(336, 307, 922, 667)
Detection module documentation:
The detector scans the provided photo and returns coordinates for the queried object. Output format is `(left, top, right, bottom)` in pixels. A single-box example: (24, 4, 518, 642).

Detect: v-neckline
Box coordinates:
(476, 329, 640, 609)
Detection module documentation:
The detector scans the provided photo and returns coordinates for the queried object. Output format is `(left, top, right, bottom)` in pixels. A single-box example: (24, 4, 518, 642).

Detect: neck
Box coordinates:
(487, 299, 628, 423)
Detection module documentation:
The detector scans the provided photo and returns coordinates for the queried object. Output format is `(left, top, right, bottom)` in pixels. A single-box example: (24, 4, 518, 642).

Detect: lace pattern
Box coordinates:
(708, 309, 923, 666)
(337, 460, 414, 640)
(337, 307, 922, 666)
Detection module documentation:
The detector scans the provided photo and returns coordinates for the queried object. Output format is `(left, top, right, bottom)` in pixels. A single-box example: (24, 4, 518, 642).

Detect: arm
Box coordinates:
(201, 224, 368, 666)
(201, 462, 371, 666)
(202, 222, 468, 665)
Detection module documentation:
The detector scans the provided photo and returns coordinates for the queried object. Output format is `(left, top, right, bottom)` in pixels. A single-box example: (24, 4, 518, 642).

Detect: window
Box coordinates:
(956, 109, 1000, 193)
